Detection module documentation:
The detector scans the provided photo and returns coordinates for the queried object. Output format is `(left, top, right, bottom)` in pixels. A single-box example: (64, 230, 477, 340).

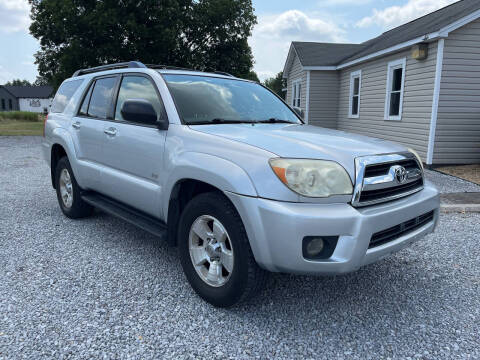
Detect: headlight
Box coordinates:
(269, 158, 353, 198)
(408, 148, 424, 170)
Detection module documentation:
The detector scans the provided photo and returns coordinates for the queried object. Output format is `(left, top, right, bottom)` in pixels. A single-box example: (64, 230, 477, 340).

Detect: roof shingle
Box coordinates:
(291, 0, 480, 67)
(2, 86, 53, 99)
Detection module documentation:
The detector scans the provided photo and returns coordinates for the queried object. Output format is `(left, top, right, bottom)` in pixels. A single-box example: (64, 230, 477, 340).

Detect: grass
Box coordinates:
(0, 111, 41, 122)
(0, 112, 44, 136)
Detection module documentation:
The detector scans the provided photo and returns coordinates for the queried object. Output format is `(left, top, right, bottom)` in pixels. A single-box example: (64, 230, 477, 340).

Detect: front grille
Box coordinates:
(364, 159, 419, 178)
(359, 178, 424, 203)
(355, 156, 424, 206)
(369, 210, 435, 249)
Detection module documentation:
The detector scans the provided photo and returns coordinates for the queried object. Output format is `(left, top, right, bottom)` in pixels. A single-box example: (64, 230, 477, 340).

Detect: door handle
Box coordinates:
(104, 127, 117, 136)
(72, 121, 81, 130)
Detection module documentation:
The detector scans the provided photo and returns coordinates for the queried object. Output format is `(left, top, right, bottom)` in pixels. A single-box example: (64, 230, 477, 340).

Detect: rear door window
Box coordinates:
(50, 79, 83, 113)
(87, 77, 117, 119)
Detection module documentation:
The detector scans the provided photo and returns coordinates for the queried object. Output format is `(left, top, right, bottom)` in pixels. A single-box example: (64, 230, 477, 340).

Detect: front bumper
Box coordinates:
(226, 181, 440, 275)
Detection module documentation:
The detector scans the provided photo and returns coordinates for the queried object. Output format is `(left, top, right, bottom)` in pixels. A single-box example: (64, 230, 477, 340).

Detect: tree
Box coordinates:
(4, 79, 32, 86)
(263, 72, 286, 97)
(29, 0, 257, 88)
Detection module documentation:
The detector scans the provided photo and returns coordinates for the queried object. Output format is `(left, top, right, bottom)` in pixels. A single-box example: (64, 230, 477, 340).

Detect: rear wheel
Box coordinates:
(55, 157, 94, 219)
(178, 192, 267, 307)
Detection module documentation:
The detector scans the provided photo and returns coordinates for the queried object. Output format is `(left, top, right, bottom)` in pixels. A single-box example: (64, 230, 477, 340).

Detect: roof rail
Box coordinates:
(213, 71, 234, 77)
(148, 64, 235, 77)
(146, 64, 199, 72)
(72, 61, 236, 78)
(72, 61, 146, 77)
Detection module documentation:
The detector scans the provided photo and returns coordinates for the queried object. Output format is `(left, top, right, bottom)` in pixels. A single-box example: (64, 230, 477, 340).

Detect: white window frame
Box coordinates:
(292, 78, 302, 108)
(348, 70, 362, 119)
(384, 58, 406, 121)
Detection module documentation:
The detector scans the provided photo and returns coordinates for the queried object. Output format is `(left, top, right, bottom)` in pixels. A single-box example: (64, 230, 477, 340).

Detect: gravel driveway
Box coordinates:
(1, 137, 479, 359)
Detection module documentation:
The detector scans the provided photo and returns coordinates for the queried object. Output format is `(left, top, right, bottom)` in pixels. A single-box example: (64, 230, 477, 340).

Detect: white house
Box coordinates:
(0, 85, 53, 113)
(283, 0, 480, 165)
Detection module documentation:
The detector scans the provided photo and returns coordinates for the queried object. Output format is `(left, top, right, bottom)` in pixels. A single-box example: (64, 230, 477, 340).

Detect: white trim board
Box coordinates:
(427, 38, 445, 165)
(305, 71, 310, 124)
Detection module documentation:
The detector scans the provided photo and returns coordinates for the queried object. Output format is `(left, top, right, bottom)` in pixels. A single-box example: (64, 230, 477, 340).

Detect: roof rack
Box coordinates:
(213, 71, 234, 77)
(146, 64, 196, 72)
(72, 61, 236, 78)
(72, 61, 146, 77)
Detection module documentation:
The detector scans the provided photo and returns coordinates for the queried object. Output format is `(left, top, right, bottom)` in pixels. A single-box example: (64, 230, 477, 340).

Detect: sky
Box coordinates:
(0, 0, 459, 84)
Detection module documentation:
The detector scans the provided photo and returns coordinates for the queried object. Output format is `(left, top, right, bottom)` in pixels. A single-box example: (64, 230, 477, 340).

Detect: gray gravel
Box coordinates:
(1, 136, 479, 359)
(424, 169, 480, 194)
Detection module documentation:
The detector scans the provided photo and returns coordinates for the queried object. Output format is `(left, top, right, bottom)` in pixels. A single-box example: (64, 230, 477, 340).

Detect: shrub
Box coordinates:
(0, 111, 40, 122)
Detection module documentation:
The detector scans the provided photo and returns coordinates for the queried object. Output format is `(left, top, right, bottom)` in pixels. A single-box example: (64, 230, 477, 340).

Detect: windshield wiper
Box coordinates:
(256, 118, 295, 124)
(191, 118, 256, 125)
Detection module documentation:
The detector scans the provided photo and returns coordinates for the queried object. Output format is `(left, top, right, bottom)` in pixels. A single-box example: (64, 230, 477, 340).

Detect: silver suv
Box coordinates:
(43, 61, 440, 307)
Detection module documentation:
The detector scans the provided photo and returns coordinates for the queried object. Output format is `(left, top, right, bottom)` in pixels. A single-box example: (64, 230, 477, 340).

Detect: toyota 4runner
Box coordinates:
(43, 61, 440, 307)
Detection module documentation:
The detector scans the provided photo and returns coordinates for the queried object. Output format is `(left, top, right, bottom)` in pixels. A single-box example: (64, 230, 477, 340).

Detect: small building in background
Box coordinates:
(0, 85, 54, 113)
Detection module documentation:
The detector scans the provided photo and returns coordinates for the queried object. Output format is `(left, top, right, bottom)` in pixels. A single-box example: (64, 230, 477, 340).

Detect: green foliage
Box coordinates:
(242, 71, 260, 82)
(28, 0, 257, 88)
(0, 111, 40, 122)
(4, 79, 33, 86)
(263, 72, 286, 98)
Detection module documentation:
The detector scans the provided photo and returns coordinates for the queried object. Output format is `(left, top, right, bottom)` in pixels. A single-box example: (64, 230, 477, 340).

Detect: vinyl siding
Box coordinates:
(0, 87, 19, 111)
(285, 53, 307, 111)
(308, 71, 339, 129)
(336, 42, 438, 161)
(434, 18, 480, 164)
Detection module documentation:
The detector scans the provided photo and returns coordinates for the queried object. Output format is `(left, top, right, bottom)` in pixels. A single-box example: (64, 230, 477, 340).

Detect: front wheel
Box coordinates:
(178, 192, 267, 307)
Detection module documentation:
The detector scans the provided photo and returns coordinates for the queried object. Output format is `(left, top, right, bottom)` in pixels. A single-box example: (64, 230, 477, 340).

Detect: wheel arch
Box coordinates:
(162, 153, 258, 246)
(49, 128, 81, 189)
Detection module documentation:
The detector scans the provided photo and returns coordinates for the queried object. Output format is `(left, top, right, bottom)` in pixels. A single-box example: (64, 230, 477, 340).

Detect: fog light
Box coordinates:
(306, 237, 324, 257)
(302, 236, 339, 260)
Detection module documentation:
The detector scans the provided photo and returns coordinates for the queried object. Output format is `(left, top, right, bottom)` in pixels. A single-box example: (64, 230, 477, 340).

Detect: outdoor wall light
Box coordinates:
(411, 43, 429, 60)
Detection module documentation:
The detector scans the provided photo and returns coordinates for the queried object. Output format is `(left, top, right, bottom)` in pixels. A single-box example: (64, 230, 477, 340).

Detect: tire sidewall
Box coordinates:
(178, 193, 250, 307)
(55, 157, 86, 218)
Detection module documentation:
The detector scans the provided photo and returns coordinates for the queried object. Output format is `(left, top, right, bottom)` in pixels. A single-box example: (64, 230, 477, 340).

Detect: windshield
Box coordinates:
(162, 74, 302, 125)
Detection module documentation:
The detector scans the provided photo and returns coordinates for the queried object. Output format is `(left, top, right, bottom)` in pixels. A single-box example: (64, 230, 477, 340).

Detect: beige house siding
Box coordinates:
(308, 71, 339, 129)
(434, 18, 480, 164)
(285, 53, 307, 111)
(336, 42, 438, 161)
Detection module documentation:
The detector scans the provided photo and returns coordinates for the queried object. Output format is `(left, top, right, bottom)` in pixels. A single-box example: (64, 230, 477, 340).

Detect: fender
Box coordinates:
(162, 152, 258, 221)
(50, 128, 86, 188)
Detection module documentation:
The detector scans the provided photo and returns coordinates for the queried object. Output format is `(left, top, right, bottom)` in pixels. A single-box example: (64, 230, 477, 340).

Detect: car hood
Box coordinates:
(190, 123, 408, 178)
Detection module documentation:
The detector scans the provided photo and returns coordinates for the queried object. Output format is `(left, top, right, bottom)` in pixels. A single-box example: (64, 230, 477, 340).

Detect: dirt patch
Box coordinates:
(436, 164, 480, 185)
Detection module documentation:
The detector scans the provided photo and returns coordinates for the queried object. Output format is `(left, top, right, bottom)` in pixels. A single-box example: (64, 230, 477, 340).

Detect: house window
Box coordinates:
(1, 99, 5, 110)
(349, 70, 361, 118)
(8, 99, 12, 110)
(385, 58, 406, 121)
(292, 79, 301, 108)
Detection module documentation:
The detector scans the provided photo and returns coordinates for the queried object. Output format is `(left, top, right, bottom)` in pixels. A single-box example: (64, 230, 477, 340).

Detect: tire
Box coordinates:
(55, 156, 94, 219)
(178, 192, 267, 307)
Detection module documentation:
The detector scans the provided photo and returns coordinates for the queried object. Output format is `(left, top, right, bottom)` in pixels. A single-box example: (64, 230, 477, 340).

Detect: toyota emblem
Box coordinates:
(394, 166, 408, 184)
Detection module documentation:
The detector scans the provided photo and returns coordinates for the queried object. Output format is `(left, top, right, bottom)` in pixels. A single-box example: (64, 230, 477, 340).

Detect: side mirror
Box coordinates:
(293, 106, 304, 119)
(121, 99, 163, 127)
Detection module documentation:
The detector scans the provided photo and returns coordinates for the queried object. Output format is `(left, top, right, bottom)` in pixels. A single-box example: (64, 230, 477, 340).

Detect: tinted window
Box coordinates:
(163, 74, 300, 125)
(88, 77, 116, 118)
(392, 68, 403, 91)
(51, 79, 83, 113)
(115, 76, 164, 121)
(79, 83, 94, 116)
